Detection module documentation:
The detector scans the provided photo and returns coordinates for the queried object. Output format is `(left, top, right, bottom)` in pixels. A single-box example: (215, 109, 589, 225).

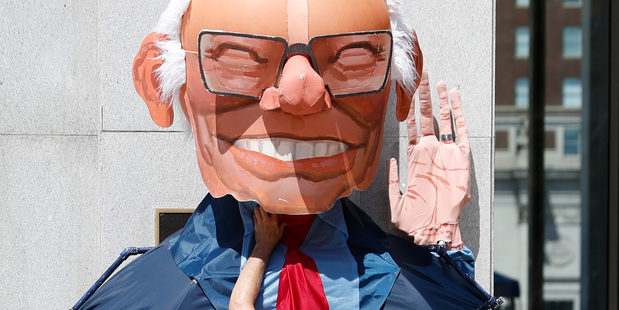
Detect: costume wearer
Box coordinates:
(79, 194, 489, 310)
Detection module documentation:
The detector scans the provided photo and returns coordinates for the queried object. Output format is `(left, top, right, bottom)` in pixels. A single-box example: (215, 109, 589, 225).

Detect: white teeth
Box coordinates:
(328, 142, 344, 155)
(295, 142, 314, 160)
(276, 140, 294, 161)
(233, 139, 247, 150)
(261, 139, 277, 158)
(314, 142, 328, 157)
(233, 138, 350, 161)
(247, 140, 262, 153)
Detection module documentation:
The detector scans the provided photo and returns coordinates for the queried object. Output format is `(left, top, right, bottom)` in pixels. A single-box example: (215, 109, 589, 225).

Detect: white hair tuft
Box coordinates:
(152, 0, 192, 131)
(154, 0, 191, 41)
(386, 0, 419, 95)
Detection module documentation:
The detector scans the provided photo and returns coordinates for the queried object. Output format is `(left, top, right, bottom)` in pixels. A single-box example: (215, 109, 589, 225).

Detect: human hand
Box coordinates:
(388, 69, 470, 250)
(253, 206, 286, 253)
(231, 207, 284, 310)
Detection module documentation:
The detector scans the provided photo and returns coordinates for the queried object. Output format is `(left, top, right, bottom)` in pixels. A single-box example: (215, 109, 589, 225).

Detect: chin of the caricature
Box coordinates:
(205, 180, 372, 215)
(197, 146, 381, 214)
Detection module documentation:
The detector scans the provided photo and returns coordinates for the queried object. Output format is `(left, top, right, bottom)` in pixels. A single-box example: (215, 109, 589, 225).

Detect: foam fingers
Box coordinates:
(437, 81, 453, 143)
(450, 88, 469, 153)
(388, 158, 402, 211)
(418, 70, 435, 137)
(407, 94, 418, 145)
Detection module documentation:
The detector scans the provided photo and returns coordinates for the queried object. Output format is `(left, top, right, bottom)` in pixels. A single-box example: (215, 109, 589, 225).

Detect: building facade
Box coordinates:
(494, 0, 583, 309)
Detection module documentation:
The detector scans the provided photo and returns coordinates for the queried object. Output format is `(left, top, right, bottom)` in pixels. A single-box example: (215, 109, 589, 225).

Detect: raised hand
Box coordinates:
(388, 69, 470, 250)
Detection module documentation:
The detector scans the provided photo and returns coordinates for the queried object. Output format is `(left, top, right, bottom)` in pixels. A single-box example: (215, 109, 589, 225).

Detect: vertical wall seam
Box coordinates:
(97, 0, 104, 273)
(489, 0, 497, 295)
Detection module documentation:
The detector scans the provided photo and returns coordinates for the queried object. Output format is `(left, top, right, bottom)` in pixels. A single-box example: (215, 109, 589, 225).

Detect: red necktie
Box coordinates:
(276, 214, 329, 310)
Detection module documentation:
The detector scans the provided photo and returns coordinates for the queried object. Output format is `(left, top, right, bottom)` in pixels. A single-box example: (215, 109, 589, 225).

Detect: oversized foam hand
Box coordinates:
(389, 70, 471, 250)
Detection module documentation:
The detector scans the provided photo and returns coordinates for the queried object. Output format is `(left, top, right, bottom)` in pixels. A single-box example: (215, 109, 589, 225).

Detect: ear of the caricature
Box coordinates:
(133, 0, 422, 215)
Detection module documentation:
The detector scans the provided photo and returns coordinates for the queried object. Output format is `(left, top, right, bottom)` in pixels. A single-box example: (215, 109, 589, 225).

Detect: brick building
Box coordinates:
(494, 0, 583, 309)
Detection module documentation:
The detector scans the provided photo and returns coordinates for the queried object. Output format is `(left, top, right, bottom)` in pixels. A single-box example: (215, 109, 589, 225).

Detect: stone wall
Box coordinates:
(0, 1, 495, 308)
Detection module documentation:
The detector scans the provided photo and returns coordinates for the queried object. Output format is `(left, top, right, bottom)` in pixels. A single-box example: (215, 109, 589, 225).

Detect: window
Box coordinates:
(496, 130, 509, 151)
(564, 129, 580, 155)
(562, 78, 582, 108)
(516, 0, 530, 7)
(563, 0, 582, 7)
(545, 300, 574, 310)
(545, 131, 556, 150)
(563, 27, 582, 57)
(515, 78, 529, 107)
(515, 27, 530, 58)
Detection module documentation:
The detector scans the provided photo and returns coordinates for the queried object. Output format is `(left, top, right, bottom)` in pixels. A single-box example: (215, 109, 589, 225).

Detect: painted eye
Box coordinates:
(328, 42, 380, 64)
(207, 45, 271, 87)
(215, 49, 268, 71)
(330, 48, 376, 72)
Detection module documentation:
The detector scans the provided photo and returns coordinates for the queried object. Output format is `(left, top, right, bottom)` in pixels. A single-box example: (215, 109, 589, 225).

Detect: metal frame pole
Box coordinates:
(528, 1, 546, 309)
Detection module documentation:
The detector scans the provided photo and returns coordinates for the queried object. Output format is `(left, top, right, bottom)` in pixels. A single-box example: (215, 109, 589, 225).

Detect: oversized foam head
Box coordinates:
(133, 0, 422, 214)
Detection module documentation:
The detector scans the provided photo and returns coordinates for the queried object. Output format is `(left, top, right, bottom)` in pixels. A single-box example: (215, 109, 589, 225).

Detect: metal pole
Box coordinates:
(581, 0, 612, 308)
(608, 3, 618, 307)
(528, 1, 545, 309)
(71, 247, 154, 310)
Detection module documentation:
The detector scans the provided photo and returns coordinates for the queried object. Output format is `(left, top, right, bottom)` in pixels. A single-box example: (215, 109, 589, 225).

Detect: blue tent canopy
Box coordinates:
(74, 195, 502, 309)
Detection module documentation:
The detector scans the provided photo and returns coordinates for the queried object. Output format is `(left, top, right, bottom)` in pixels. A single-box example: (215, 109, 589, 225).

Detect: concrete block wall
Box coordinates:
(0, 1, 494, 308)
(352, 0, 496, 291)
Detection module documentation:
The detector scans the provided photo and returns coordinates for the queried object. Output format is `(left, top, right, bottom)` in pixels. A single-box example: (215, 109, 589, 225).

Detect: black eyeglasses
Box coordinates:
(191, 29, 393, 100)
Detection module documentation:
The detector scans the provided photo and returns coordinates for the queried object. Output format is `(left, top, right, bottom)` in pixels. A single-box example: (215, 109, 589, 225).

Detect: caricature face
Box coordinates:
(180, 0, 392, 214)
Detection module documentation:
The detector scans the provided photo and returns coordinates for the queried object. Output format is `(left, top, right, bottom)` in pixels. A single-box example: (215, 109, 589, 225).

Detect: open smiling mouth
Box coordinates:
(232, 137, 351, 161)
(221, 136, 360, 181)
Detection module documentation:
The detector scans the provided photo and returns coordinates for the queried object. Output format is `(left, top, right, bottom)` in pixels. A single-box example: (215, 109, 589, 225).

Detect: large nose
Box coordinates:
(259, 55, 331, 115)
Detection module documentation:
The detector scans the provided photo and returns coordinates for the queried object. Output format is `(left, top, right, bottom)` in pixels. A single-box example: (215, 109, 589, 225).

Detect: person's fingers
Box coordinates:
(437, 82, 453, 143)
(388, 158, 402, 208)
(450, 88, 470, 153)
(259, 206, 278, 224)
(268, 212, 278, 224)
(254, 206, 262, 222)
(418, 70, 434, 137)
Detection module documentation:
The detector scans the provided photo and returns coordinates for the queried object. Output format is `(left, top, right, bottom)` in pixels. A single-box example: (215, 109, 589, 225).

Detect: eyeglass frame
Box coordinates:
(189, 29, 394, 100)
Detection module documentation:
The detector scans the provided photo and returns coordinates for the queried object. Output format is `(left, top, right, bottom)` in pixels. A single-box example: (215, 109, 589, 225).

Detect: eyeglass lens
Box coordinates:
(198, 31, 391, 99)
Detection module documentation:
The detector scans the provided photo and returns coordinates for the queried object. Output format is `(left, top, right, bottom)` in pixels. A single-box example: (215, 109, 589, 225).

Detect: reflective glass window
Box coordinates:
(563, 78, 582, 107)
(516, 26, 530, 58)
(515, 77, 529, 107)
(563, 27, 582, 57)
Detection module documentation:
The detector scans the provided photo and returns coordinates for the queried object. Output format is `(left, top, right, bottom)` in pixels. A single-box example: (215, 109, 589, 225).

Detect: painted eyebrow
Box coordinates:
(211, 43, 269, 63)
(327, 42, 380, 64)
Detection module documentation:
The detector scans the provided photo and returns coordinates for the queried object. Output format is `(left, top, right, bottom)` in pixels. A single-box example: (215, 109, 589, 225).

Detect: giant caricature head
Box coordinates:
(133, 0, 422, 214)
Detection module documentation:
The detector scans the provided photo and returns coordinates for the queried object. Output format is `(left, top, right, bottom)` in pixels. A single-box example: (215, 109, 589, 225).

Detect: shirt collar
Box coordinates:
(316, 199, 349, 239)
(237, 199, 348, 240)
